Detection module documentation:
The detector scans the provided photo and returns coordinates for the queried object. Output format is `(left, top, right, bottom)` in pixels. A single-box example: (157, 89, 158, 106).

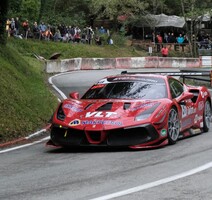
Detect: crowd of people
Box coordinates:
(5, 17, 211, 52)
(153, 31, 211, 50)
(5, 17, 113, 45)
(148, 31, 211, 56)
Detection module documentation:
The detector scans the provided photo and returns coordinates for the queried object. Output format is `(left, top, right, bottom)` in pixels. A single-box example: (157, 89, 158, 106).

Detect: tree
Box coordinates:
(180, 0, 212, 57)
(40, 0, 91, 26)
(20, 0, 41, 22)
(0, 0, 9, 45)
(89, 0, 148, 29)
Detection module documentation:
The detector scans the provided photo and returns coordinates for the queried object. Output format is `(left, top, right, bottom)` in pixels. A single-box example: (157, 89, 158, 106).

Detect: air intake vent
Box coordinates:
(97, 103, 113, 111)
(85, 103, 93, 110)
(123, 103, 131, 110)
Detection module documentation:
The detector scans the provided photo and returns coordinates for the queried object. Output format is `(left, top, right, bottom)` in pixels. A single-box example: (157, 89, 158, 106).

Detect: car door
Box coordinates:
(168, 78, 195, 131)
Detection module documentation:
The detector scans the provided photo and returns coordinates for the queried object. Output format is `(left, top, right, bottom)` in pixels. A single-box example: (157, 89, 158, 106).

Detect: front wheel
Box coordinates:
(203, 100, 211, 132)
(167, 108, 180, 145)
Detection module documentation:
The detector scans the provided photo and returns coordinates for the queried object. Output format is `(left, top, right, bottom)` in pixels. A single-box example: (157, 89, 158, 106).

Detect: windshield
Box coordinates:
(82, 79, 167, 100)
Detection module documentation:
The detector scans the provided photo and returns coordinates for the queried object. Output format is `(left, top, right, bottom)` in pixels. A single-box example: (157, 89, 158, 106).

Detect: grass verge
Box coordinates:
(0, 37, 145, 144)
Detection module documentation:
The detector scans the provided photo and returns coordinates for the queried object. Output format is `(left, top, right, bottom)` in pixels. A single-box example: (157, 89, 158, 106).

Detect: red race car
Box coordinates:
(47, 72, 212, 149)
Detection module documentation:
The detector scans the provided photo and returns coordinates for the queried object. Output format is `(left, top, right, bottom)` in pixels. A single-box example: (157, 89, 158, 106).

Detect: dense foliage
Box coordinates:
(0, 0, 9, 45)
(6, 0, 211, 27)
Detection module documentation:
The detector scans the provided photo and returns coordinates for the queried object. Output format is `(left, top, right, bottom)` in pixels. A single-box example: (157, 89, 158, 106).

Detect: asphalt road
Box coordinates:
(1, 69, 212, 200)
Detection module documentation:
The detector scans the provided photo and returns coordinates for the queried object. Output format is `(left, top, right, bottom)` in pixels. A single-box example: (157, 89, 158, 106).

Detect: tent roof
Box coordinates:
(145, 14, 185, 28)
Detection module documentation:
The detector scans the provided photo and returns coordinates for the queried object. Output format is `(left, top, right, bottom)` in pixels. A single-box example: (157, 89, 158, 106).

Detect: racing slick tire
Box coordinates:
(203, 100, 211, 132)
(167, 108, 180, 145)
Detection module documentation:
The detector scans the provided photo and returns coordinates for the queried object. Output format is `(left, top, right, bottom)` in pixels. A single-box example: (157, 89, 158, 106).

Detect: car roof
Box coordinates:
(105, 73, 169, 81)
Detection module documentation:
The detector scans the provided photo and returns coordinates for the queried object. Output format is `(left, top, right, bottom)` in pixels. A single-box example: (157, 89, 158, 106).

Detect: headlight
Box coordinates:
(135, 103, 160, 121)
(57, 103, 66, 121)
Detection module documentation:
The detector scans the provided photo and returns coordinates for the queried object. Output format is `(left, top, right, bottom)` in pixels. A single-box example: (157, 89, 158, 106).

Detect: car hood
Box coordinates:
(54, 98, 166, 129)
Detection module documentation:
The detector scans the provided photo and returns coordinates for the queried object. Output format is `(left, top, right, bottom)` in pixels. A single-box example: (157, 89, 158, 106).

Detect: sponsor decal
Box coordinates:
(181, 105, 196, 118)
(113, 77, 137, 81)
(82, 120, 122, 126)
(200, 122, 203, 128)
(198, 101, 204, 111)
(113, 77, 158, 83)
(160, 129, 167, 136)
(130, 102, 156, 111)
(63, 104, 83, 112)
(85, 111, 117, 118)
(69, 119, 81, 126)
(156, 105, 167, 118)
(98, 78, 110, 84)
(194, 114, 203, 124)
(201, 91, 208, 98)
(182, 118, 192, 128)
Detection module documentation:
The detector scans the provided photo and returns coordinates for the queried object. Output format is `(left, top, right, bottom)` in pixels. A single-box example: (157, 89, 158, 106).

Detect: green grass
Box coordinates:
(0, 37, 146, 143)
(0, 40, 58, 143)
(8, 37, 146, 59)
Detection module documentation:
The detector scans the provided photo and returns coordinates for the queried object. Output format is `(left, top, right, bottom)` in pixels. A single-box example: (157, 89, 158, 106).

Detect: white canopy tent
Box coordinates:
(145, 13, 186, 28)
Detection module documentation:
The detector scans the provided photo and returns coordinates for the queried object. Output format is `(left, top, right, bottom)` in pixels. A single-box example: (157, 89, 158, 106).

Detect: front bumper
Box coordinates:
(49, 123, 161, 148)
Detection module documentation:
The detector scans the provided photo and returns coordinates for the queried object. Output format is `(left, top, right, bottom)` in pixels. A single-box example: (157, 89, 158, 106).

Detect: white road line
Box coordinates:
(90, 162, 212, 200)
(0, 136, 50, 154)
(48, 74, 67, 99)
(25, 128, 47, 139)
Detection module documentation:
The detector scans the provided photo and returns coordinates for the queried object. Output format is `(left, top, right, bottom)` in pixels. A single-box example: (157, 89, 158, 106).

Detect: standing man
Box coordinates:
(161, 45, 169, 57)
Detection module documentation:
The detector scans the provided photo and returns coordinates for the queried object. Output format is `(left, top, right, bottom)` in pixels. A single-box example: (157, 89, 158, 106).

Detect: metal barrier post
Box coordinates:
(210, 71, 212, 87)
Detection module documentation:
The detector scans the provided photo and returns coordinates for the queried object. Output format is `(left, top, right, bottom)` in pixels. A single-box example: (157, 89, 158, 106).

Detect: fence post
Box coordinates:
(210, 71, 212, 87)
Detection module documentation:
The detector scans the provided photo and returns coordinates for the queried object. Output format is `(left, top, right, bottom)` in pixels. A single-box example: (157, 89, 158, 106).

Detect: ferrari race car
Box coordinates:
(47, 72, 212, 149)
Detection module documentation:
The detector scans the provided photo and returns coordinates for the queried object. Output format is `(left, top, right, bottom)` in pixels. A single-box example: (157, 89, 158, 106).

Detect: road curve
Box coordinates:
(1, 69, 212, 200)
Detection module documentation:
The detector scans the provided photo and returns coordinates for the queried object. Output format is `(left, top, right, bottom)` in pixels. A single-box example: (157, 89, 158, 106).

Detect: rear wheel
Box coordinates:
(168, 108, 180, 144)
(203, 100, 211, 132)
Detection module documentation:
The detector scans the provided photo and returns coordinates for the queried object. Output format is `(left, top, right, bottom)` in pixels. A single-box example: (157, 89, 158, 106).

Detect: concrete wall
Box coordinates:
(46, 56, 211, 73)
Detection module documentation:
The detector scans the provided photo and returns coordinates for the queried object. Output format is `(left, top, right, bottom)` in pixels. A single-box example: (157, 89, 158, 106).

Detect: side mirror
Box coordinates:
(69, 92, 79, 99)
(177, 91, 194, 103)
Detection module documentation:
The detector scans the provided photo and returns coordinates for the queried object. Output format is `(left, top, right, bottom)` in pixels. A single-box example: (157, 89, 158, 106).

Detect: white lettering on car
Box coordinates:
(85, 111, 117, 118)
(198, 101, 204, 111)
(181, 105, 196, 118)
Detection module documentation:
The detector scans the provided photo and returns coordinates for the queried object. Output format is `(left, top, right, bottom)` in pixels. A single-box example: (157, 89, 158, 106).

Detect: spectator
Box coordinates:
(168, 32, 176, 43)
(22, 19, 29, 39)
(81, 29, 87, 44)
(155, 34, 163, 52)
(74, 31, 81, 43)
(177, 34, 185, 51)
(156, 34, 163, 43)
(99, 26, 106, 34)
(164, 32, 168, 43)
(183, 35, 189, 44)
(177, 34, 184, 44)
(39, 22, 47, 39)
(32, 22, 40, 39)
(15, 17, 20, 36)
(95, 35, 102, 45)
(53, 29, 63, 42)
(86, 26, 94, 45)
(6, 19, 11, 37)
(108, 35, 113, 45)
(10, 18, 16, 36)
(44, 25, 53, 41)
(161, 45, 169, 57)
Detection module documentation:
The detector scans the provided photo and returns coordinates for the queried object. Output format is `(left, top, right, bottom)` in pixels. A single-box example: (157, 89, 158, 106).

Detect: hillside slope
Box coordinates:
(0, 38, 141, 143)
(0, 40, 58, 143)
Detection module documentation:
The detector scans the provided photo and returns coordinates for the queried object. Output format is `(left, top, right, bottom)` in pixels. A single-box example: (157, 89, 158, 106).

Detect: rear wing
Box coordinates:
(121, 70, 212, 87)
